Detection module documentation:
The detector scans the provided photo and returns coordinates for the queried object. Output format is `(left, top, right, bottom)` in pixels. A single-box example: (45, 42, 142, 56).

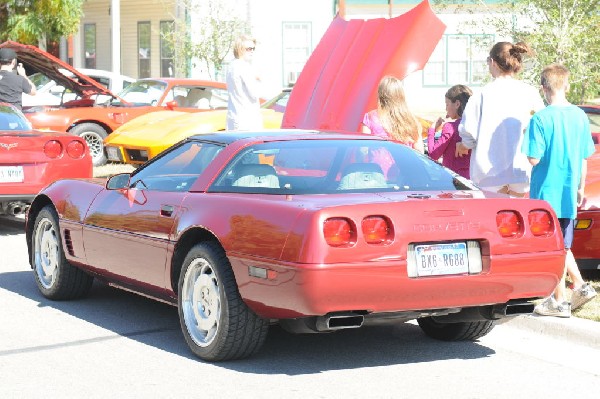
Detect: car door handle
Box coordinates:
(160, 205, 174, 217)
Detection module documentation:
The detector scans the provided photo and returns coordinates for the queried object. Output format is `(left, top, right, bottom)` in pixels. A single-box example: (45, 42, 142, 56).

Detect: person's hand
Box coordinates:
(455, 141, 470, 157)
(16, 63, 26, 77)
(434, 117, 445, 131)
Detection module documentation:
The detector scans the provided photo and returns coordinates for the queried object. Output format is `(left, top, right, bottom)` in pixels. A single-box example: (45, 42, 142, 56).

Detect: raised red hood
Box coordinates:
(282, 0, 445, 132)
(0, 41, 114, 99)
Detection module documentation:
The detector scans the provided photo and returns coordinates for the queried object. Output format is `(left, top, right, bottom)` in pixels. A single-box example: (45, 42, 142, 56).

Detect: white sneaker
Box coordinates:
(534, 296, 571, 318)
(571, 283, 597, 310)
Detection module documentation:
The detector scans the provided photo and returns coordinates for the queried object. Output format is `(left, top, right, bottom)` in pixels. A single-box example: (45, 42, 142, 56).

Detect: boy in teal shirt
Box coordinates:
(522, 63, 597, 317)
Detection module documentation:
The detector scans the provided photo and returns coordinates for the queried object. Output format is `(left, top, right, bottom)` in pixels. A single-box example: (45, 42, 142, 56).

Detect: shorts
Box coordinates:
(558, 218, 574, 249)
(483, 183, 529, 197)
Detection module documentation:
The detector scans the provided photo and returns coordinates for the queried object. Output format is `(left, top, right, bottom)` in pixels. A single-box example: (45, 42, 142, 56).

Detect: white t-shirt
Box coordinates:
(458, 76, 545, 187)
(226, 58, 262, 130)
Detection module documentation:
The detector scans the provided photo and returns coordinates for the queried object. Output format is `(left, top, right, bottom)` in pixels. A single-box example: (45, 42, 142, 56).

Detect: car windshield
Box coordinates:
(0, 104, 32, 131)
(210, 139, 476, 194)
(28, 72, 54, 91)
(112, 80, 167, 106)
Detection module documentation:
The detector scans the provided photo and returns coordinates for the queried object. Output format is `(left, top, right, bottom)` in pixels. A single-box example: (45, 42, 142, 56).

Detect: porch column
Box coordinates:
(111, 0, 121, 73)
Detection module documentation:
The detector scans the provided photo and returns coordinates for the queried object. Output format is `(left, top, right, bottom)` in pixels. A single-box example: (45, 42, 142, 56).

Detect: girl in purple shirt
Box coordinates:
(427, 84, 472, 178)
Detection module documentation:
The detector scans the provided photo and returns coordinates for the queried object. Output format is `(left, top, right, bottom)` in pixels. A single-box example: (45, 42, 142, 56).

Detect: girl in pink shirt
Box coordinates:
(361, 76, 424, 177)
(427, 84, 473, 178)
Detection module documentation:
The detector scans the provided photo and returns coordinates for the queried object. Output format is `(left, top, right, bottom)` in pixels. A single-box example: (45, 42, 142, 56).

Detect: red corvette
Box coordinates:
(0, 103, 91, 216)
(26, 130, 565, 361)
(573, 143, 600, 271)
(0, 41, 227, 166)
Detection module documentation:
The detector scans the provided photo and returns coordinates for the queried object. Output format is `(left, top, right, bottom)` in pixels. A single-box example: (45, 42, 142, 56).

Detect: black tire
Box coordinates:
(70, 123, 108, 166)
(31, 206, 93, 300)
(417, 317, 495, 341)
(178, 242, 269, 361)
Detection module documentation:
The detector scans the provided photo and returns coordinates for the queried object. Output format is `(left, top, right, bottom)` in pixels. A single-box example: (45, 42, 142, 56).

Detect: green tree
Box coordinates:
(433, 0, 600, 103)
(162, 0, 249, 78)
(0, 0, 84, 51)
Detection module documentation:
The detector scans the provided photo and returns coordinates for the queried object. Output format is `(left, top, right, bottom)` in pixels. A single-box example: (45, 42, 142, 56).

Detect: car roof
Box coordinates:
(186, 129, 385, 145)
(580, 105, 600, 113)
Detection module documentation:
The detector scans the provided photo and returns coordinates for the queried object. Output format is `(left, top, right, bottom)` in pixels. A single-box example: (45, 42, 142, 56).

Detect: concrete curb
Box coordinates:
(501, 314, 600, 349)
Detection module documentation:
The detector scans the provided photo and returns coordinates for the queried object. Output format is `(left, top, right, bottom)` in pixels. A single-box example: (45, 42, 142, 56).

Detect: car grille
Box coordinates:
(125, 149, 149, 162)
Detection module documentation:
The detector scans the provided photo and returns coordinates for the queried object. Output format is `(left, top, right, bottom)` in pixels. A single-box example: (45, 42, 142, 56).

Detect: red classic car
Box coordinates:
(26, 130, 565, 361)
(0, 41, 227, 166)
(0, 103, 91, 216)
(573, 142, 600, 271)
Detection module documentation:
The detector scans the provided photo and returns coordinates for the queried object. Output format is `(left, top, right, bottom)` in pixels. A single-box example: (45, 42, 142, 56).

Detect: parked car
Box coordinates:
(104, 88, 290, 165)
(0, 103, 91, 216)
(573, 143, 600, 271)
(0, 41, 226, 167)
(23, 68, 135, 107)
(579, 105, 600, 143)
(26, 130, 565, 361)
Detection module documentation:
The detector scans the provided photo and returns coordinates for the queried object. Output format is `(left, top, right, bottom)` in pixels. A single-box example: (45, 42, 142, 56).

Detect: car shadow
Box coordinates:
(0, 270, 496, 374)
(0, 215, 26, 236)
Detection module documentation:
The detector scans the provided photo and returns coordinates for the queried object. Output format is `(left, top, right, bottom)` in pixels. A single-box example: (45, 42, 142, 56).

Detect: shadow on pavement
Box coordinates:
(0, 269, 496, 374)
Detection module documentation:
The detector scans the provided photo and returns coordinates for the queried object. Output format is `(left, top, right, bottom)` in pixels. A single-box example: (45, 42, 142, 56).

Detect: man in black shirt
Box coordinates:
(0, 48, 36, 109)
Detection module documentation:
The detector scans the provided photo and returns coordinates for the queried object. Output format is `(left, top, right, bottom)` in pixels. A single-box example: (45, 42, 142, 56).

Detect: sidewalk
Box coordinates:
(502, 314, 600, 349)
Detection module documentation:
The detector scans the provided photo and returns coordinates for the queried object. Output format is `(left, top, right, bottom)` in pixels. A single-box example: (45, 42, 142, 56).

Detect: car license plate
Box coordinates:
(414, 242, 469, 276)
(0, 166, 24, 183)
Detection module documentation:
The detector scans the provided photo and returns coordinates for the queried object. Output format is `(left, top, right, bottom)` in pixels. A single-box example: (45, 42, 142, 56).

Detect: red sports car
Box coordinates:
(26, 130, 565, 361)
(573, 143, 600, 271)
(0, 103, 91, 216)
(0, 41, 227, 166)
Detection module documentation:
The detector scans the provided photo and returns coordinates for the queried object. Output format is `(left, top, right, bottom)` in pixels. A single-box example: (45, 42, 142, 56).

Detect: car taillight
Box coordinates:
(323, 217, 356, 247)
(66, 140, 86, 159)
(44, 140, 63, 158)
(496, 211, 523, 238)
(528, 210, 554, 237)
(361, 216, 392, 244)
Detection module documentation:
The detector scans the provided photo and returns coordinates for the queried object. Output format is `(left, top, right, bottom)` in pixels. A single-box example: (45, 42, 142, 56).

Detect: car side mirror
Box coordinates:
(106, 173, 131, 190)
(166, 100, 178, 110)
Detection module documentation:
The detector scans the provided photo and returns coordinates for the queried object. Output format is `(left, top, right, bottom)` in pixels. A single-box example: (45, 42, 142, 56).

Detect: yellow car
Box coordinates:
(104, 89, 289, 165)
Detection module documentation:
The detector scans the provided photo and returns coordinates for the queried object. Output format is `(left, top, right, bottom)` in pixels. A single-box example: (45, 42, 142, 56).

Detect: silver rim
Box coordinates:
(181, 258, 221, 347)
(34, 218, 59, 289)
(81, 132, 104, 162)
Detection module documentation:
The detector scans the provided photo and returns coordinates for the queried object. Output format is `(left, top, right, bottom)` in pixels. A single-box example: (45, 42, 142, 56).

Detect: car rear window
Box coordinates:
(209, 139, 476, 194)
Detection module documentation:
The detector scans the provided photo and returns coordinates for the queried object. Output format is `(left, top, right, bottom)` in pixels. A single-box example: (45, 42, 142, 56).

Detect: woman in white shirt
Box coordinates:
(456, 41, 545, 196)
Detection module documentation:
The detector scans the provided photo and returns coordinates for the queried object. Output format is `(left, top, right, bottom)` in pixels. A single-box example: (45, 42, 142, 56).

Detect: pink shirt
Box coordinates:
(427, 119, 470, 179)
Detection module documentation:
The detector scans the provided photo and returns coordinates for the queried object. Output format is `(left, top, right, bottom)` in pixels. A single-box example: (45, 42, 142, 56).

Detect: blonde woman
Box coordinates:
(361, 75, 424, 153)
(226, 35, 263, 130)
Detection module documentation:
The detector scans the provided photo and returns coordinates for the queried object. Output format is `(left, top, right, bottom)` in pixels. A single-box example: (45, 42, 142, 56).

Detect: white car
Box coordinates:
(23, 68, 134, 106)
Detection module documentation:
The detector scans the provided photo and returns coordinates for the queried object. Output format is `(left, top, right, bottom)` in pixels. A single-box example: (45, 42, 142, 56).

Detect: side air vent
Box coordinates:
(64, 229, 75, 256)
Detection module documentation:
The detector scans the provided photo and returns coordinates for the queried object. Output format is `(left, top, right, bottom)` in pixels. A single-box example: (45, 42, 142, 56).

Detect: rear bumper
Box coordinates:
(232, 250, 565, 319)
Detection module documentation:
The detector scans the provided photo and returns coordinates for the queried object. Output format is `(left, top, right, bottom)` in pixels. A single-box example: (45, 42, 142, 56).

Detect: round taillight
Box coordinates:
(528, 210, 554, 237)
(496, 210, 522, 238)
(66, 140, 86, 159)
(361, 216, 392, 244)
(323, 217, 355, 247)
(44, 140, 63, 159)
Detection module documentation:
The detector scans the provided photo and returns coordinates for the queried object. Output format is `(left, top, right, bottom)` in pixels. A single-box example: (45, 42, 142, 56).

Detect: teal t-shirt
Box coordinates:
(522, 104, 595, 219)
